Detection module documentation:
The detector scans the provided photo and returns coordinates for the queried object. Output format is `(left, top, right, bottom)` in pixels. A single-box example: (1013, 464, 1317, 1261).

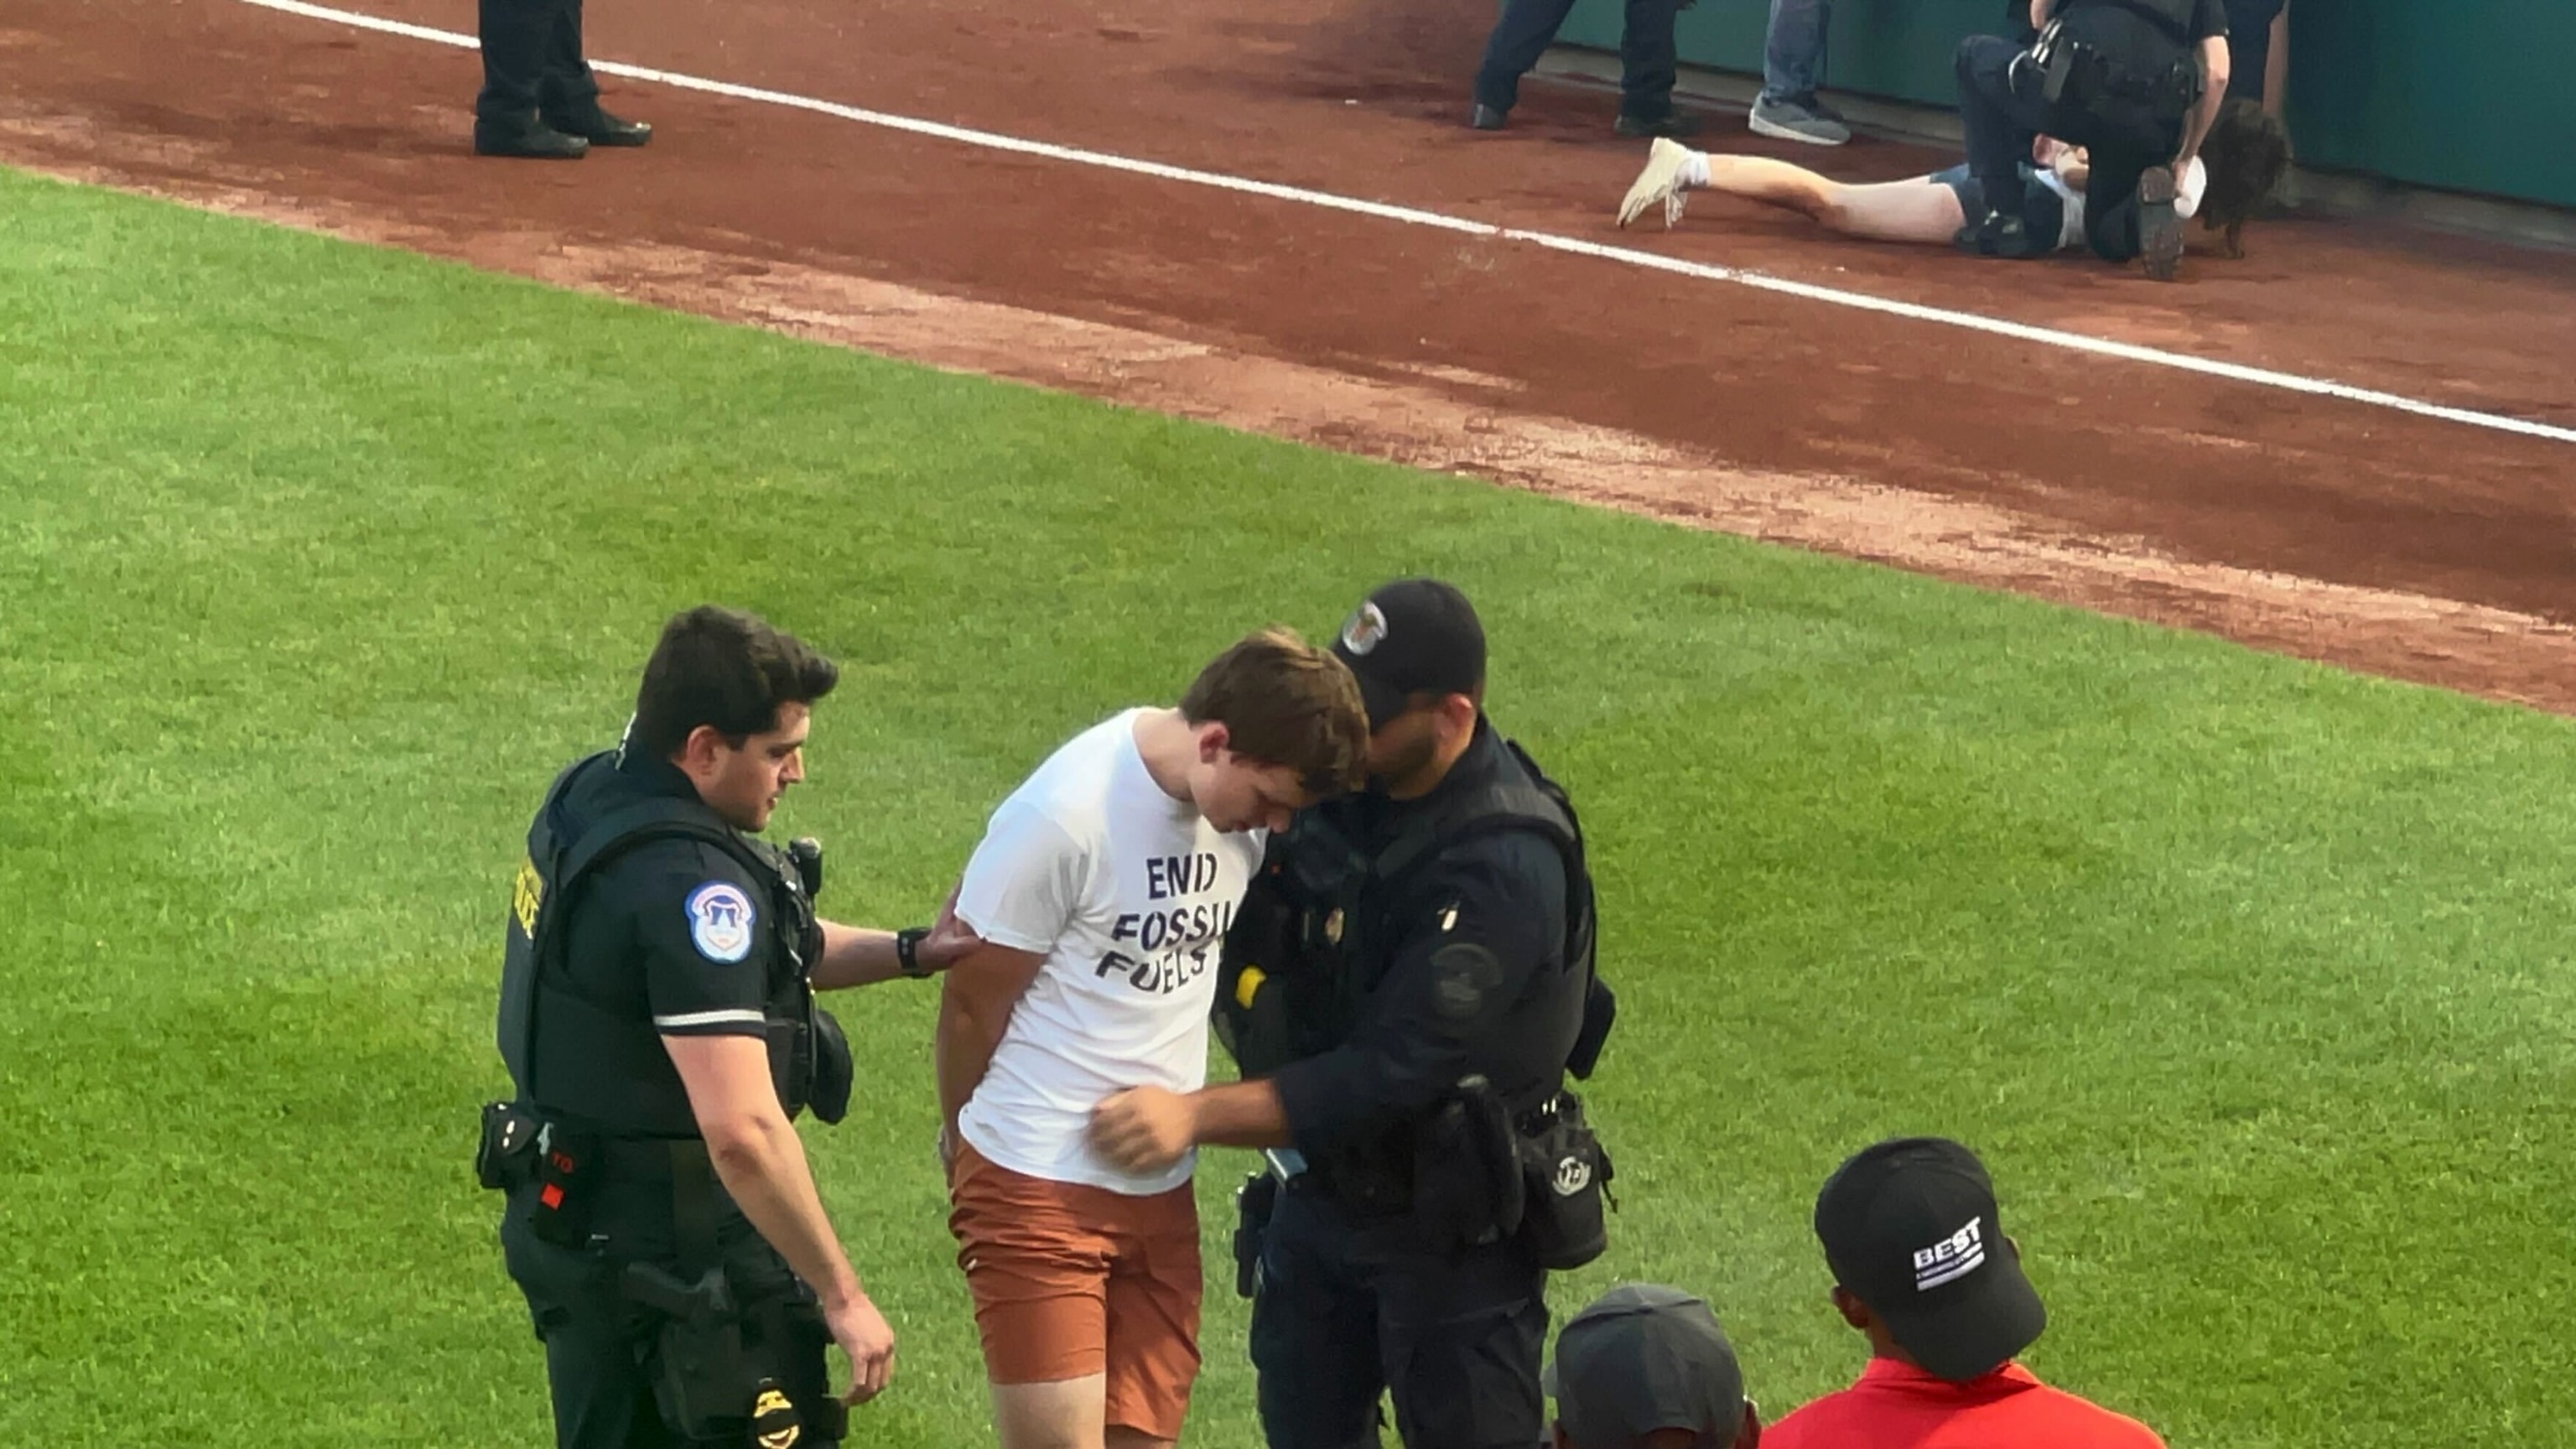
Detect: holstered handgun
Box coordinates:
(2033, 19, 2076, 103)
(624, 1263, 756, 1441)
(1233, 1171, 1280, 1298)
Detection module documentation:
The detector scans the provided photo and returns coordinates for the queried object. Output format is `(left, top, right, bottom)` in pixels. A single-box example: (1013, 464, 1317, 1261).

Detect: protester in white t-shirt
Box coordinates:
(938, 626, 1369, 1449)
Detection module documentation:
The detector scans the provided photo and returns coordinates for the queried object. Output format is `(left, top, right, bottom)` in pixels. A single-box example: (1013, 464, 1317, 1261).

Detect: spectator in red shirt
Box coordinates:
(1766, 1137, 2166, 1449)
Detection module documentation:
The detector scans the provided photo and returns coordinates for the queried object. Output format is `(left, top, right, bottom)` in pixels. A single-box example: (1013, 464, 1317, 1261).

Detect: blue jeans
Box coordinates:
(1761, 0, 1831, 104)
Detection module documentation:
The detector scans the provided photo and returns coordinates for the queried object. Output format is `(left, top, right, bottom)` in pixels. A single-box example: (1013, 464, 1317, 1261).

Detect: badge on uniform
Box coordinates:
(685, 881, 756, 963)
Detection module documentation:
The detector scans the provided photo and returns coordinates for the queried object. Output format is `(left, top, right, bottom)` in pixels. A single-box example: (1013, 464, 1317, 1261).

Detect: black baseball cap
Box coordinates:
(1814, 1137, 2047, 1382)
(1544, 1285, 1748, 1449)
(1330, 579, 1487, 730)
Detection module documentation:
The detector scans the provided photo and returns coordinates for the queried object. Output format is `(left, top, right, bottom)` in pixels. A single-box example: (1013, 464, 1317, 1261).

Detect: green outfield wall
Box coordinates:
(1555, 0, 2576, 210)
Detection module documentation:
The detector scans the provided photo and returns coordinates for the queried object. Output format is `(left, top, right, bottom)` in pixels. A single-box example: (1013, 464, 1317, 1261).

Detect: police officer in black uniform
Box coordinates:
(480, 605, 971, 1446)
(1954, 0, 2231, 278)
(1088, 579, 1613, 1449)
(475, 0, 653, 158)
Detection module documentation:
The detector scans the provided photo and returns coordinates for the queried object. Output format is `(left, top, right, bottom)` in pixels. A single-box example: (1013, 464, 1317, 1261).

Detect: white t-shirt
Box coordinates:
(2033, 165, 2088, 251)
(953, 709, 1265, 1196)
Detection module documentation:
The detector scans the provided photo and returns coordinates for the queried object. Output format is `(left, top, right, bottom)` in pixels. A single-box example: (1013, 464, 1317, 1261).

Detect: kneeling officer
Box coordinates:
(480, 605, 970, 1447)
(1090, 579, 1615, 1449)
(1954, 0, 2231, 277)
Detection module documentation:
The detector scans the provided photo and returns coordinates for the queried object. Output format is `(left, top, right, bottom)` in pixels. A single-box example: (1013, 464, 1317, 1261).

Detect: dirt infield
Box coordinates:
(8, 0, 2572, 708)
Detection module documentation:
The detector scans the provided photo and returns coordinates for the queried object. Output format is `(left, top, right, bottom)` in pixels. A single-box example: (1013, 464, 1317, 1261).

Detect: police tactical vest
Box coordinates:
(499, 751, 834, 1136)
(1223, 736, 1606, 1103)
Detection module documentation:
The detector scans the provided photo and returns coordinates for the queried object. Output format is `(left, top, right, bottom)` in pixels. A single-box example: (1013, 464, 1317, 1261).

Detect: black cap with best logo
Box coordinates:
(1330, 579, 1487, 730)
(1543, 1284, 1748, 1449)
(1813, 1137, 2048, 1383)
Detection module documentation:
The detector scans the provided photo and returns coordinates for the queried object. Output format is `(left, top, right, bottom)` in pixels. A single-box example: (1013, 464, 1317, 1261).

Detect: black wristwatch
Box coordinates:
(895, 926, 933, 979)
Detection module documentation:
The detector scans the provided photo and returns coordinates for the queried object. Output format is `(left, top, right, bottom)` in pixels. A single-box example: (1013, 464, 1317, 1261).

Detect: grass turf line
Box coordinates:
(3, 166, 2573, 1447)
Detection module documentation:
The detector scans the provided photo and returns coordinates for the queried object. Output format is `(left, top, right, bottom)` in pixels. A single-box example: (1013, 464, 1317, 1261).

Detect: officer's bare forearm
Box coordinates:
(703, 1111, 867, 1311)
(811, 922, 903, 990)
(2262, 9, 2288, 122)
(667, 1035, 866, 1311)
(2177, 39, 2229, 165)
(1189, 1080, 1293, 1149)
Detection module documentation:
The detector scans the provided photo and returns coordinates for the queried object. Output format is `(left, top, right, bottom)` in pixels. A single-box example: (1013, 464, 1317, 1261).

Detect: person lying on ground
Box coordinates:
(1620, 132, 2113, 247)
(1618, 101, 2286, 259)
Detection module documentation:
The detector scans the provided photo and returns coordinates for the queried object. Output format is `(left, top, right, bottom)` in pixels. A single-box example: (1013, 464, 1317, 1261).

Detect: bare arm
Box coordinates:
(2177, 34, 2231, 167)
(2030, 0, 2054, 29)
(809, 924, 911, 990)
(2054, 147, 2090, 194)
(667, 1034, 860, 1304)
(664, 1033, 896, 1400)
(1192, 1079, 1294, 1147)
(808, 891, 978, 991)
(1089, 1078, 1291, 1174)
(2263, 6, 2289, 123)
(934, 941, 1048, 1138)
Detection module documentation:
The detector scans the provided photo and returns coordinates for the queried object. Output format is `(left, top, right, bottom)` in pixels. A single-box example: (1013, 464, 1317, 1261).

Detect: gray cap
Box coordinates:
(1544, 1285, 1747, 1449)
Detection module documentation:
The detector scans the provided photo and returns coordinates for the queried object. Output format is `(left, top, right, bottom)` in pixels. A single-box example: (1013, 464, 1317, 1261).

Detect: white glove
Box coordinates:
(2175, 154, 2209, 221)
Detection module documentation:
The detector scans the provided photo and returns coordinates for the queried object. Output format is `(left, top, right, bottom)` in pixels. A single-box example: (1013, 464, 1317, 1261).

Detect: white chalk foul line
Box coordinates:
(241, 0, 2576, 448)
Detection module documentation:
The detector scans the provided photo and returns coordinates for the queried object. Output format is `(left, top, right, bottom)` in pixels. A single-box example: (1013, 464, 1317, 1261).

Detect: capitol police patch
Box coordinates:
(685, 881, 756, 963)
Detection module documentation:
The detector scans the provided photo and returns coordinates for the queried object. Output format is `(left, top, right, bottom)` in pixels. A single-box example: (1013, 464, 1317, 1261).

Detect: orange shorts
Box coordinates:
(947, 1142, 1203, 1439)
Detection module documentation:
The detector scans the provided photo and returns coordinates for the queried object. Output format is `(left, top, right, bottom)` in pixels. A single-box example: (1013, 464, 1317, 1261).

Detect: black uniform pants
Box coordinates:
(501, 1184, 838, 1448)
(477, 0, 600, 124)
(1955, 34, 2181, 262)
(1472, 0, 1682, 122)
(1249, 1186, 1550, 1449)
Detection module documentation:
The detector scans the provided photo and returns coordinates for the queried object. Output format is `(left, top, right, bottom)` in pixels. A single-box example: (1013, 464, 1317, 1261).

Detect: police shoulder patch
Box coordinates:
(685, 880, 757, 963)
(1429, 941, 1501, 1021)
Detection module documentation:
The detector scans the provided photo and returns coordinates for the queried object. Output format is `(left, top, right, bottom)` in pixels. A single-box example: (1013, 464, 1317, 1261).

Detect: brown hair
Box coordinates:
(1178, 626, 1370, 797)
(632, 605, 839, 757)
(2200, 99, 2293, 257)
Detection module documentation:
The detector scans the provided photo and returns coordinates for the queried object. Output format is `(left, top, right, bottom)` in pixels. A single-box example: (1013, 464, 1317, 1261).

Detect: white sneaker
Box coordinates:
(1618, 137, 1694, 230)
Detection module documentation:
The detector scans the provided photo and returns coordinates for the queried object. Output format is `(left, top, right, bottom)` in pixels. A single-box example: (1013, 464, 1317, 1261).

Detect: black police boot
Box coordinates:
(474, 117, 589, 159)
(1614, 109, 1703, 139)
(543, 103, 653, 148)
(2137, 164, 2184, 281)
(1954, 208, 2043, 259)
(1469, 102, 1507, 131)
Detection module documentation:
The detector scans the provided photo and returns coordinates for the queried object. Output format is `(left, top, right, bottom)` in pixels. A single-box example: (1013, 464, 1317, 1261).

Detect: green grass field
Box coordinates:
(5, 165, 2575, 1447)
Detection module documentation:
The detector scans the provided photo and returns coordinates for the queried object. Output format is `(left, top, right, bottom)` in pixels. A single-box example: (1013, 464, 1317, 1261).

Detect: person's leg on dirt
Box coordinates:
(1619, 141, 1973, 244)
(474, 0, 588, 158)
(537, 0, 651, 148)
(1470, 0, 1584, 129)
(1614, 0, 1700, 138)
